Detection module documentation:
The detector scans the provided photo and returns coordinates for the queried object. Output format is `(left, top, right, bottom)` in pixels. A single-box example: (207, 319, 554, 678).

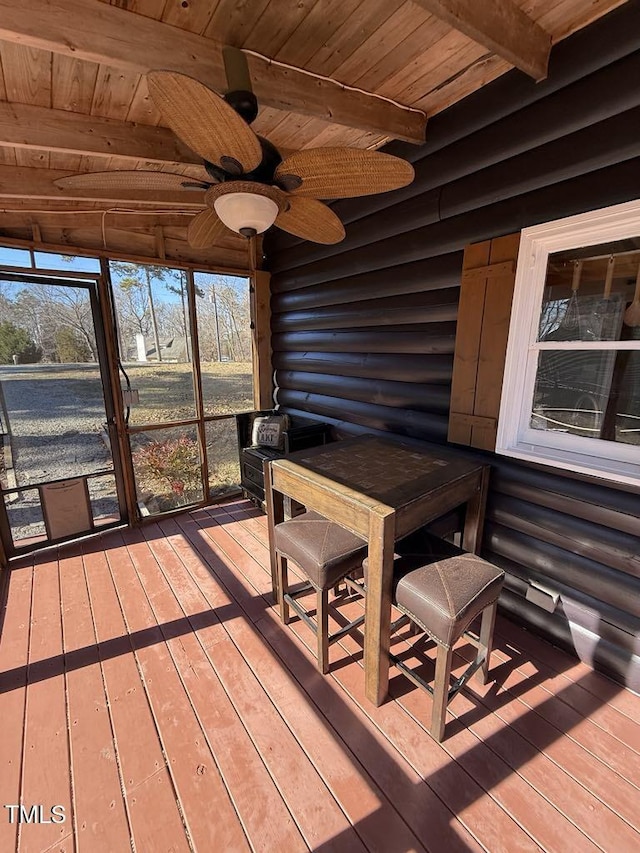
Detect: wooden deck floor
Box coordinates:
(1, 497, 639, 853)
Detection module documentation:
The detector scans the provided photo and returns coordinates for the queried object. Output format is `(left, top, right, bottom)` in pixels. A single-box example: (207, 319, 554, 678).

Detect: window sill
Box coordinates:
(497, 442, 640, 490)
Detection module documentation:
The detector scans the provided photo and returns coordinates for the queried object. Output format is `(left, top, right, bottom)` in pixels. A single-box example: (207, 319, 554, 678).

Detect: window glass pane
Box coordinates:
(4, 488, 46, 547)
(205, 417, 240, 499)
(110, 261, 196, 424)
(130, 425, 203, 514)
(194, 272, 254, 416)
(0, 247, 32, 268)
(531, 349, 640, 445)
(34, 252, 100, 273)
(540, 242, 639, 342)
(0, 282, 111, 488)
(88, 473, 121, 527)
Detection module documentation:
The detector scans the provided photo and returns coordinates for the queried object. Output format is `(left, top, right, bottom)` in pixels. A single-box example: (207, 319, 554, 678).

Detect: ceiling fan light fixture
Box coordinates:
(213, 191, 279, 236)
(206, 181, 286, 237)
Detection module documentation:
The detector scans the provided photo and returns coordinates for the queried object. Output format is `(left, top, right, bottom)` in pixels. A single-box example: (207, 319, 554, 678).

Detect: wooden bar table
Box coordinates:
(264, 435, 489, 707)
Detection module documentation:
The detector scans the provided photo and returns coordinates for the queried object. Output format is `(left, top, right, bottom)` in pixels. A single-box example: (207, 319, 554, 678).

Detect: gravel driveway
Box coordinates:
(0, 364, 118, 541)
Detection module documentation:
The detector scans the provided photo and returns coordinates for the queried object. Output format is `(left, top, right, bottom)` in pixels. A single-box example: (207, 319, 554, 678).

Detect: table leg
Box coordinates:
(263, 460, 284, 601)
(364, 508, 396, 706)
(462, 467, 489, 554)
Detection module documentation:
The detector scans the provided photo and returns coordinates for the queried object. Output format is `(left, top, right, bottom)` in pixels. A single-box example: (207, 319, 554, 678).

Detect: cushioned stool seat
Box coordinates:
(273, 510, 367, 673)
(366, 531, 504, 741)
(274, 510, 366, 590)
(394, 551, 504, 648)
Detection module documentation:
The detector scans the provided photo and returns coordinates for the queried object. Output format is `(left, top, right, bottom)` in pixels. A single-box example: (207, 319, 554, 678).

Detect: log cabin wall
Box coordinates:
(265, 1, 640, 691)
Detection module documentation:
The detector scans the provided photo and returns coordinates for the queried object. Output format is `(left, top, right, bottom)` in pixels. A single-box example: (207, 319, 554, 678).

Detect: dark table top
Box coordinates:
(277, 434, 486, 508)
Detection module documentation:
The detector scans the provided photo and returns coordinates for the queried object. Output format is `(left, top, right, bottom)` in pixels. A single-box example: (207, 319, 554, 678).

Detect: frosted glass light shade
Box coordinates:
(213, 192, 279, 235)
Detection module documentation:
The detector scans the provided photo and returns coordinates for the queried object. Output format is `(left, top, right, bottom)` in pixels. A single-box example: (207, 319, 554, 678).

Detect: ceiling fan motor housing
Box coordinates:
(223, 89, 259, 125)
(205, 133, 283, 186)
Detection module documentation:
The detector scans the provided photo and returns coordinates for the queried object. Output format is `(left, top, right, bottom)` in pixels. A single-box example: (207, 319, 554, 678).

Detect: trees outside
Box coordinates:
(55, 326, 92, 363)
(108, 263, 250, 367)
(0, 321, 42, 364)
(110, 261, 189, 362)
(0, 283, 96, 363)
(7, 288, 51, 357)
(194, 273, 251, 364)
(46, 286, 98, 361)
(164, 270, 196, 363)
(0, 266, 251, 368)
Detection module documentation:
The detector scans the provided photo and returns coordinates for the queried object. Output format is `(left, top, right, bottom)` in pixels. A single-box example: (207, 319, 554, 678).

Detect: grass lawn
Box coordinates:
(124, 359, 255, 424)
(0, 360, 255, 515)
(123, 360, 253, 508)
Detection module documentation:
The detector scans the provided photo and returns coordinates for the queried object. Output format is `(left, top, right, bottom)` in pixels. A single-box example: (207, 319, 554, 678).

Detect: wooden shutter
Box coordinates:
(448, 232, 520, 451)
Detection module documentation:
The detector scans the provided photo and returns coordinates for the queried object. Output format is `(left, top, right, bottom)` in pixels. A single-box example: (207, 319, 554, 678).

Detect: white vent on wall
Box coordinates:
(525, 581, 560, 613)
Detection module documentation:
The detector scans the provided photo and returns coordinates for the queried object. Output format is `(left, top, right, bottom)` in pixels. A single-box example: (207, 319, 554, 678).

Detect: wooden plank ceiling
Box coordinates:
(0, 0, 628, 270)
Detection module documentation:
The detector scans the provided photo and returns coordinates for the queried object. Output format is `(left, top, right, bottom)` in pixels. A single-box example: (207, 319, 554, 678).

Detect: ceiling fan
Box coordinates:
(54, 52, 415, 250)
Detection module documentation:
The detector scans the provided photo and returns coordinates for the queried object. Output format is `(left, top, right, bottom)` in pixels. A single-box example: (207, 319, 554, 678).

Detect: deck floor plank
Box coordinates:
(1, 497, 639, 853)
(290, 606, 545, 853)
(19, 553, 74, 853)
(483, 637, 640, 781)
(494, 617, 640, 729)
(0, 558, 33, 853)
(369, 631, 602, 851)
(201, 502, 640, 851)
(141, 520, 310, 852)
(193, 507, 512, 852)
(194, 565, 437, 852)
(58, 545, 132, 853)
(168, 512, 374, 852)
(332, 583, 636, 852)
(107, 531, 251, 853)
(206, 507, 495, 851)
(459, 640, 640, 827)
(257, 612, 483, 853)
(82, 538, 191, 853)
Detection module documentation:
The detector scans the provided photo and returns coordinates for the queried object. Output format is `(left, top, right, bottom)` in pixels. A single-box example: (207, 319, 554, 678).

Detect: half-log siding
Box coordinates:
(266, 2, 640, 691)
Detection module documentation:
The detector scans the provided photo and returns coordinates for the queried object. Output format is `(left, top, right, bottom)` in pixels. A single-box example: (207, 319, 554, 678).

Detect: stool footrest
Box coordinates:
(390, 613, 411, 634)
(390, 647, 486, 704)
(284, 592, 365, 646)
(287, 581, 314, 601)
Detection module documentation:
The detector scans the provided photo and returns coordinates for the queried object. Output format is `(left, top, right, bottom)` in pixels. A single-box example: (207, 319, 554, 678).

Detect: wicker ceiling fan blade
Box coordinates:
(274, 148, 414, 198)
(147, 71, 262, 174)
(275, 196, 345, 244)
(53, 170, 207, 191)
(188, 208, 232, 248)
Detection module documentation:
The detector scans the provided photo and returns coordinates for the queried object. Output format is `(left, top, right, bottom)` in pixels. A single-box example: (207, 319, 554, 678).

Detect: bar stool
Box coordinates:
(273, 510, 367, 673)
(366, 532, 504, 741)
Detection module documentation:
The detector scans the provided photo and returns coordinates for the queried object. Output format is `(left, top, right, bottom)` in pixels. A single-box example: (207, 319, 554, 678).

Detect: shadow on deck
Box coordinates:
(1, 497, 638, 852)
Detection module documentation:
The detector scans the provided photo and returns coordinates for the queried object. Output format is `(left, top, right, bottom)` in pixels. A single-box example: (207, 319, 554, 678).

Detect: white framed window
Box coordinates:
(497, 199, 640, 487)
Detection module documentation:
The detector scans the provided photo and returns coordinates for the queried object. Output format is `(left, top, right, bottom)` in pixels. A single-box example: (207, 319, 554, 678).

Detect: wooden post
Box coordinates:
(251, 270, 273, 409)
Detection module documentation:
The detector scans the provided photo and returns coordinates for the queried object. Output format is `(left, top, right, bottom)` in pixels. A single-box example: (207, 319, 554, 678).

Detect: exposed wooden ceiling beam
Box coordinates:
(0, 164, 206, 205)
(0, 0, 426, 144)
(414, 0, 551, 81)
(0, 101, 201, 167)
(0, 210, 196, 229)
(0, 232, 250, 272)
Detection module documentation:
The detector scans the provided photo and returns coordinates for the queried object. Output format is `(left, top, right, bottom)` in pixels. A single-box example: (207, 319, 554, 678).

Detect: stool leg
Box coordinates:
(276, 553, 290, 625)
(477, 601, 497, 685)
(431, 644, 453, 742)
(317, 588, 329, 674)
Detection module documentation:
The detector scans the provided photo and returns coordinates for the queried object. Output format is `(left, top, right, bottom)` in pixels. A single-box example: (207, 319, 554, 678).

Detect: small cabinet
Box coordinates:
(235, 410, 332, 508)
